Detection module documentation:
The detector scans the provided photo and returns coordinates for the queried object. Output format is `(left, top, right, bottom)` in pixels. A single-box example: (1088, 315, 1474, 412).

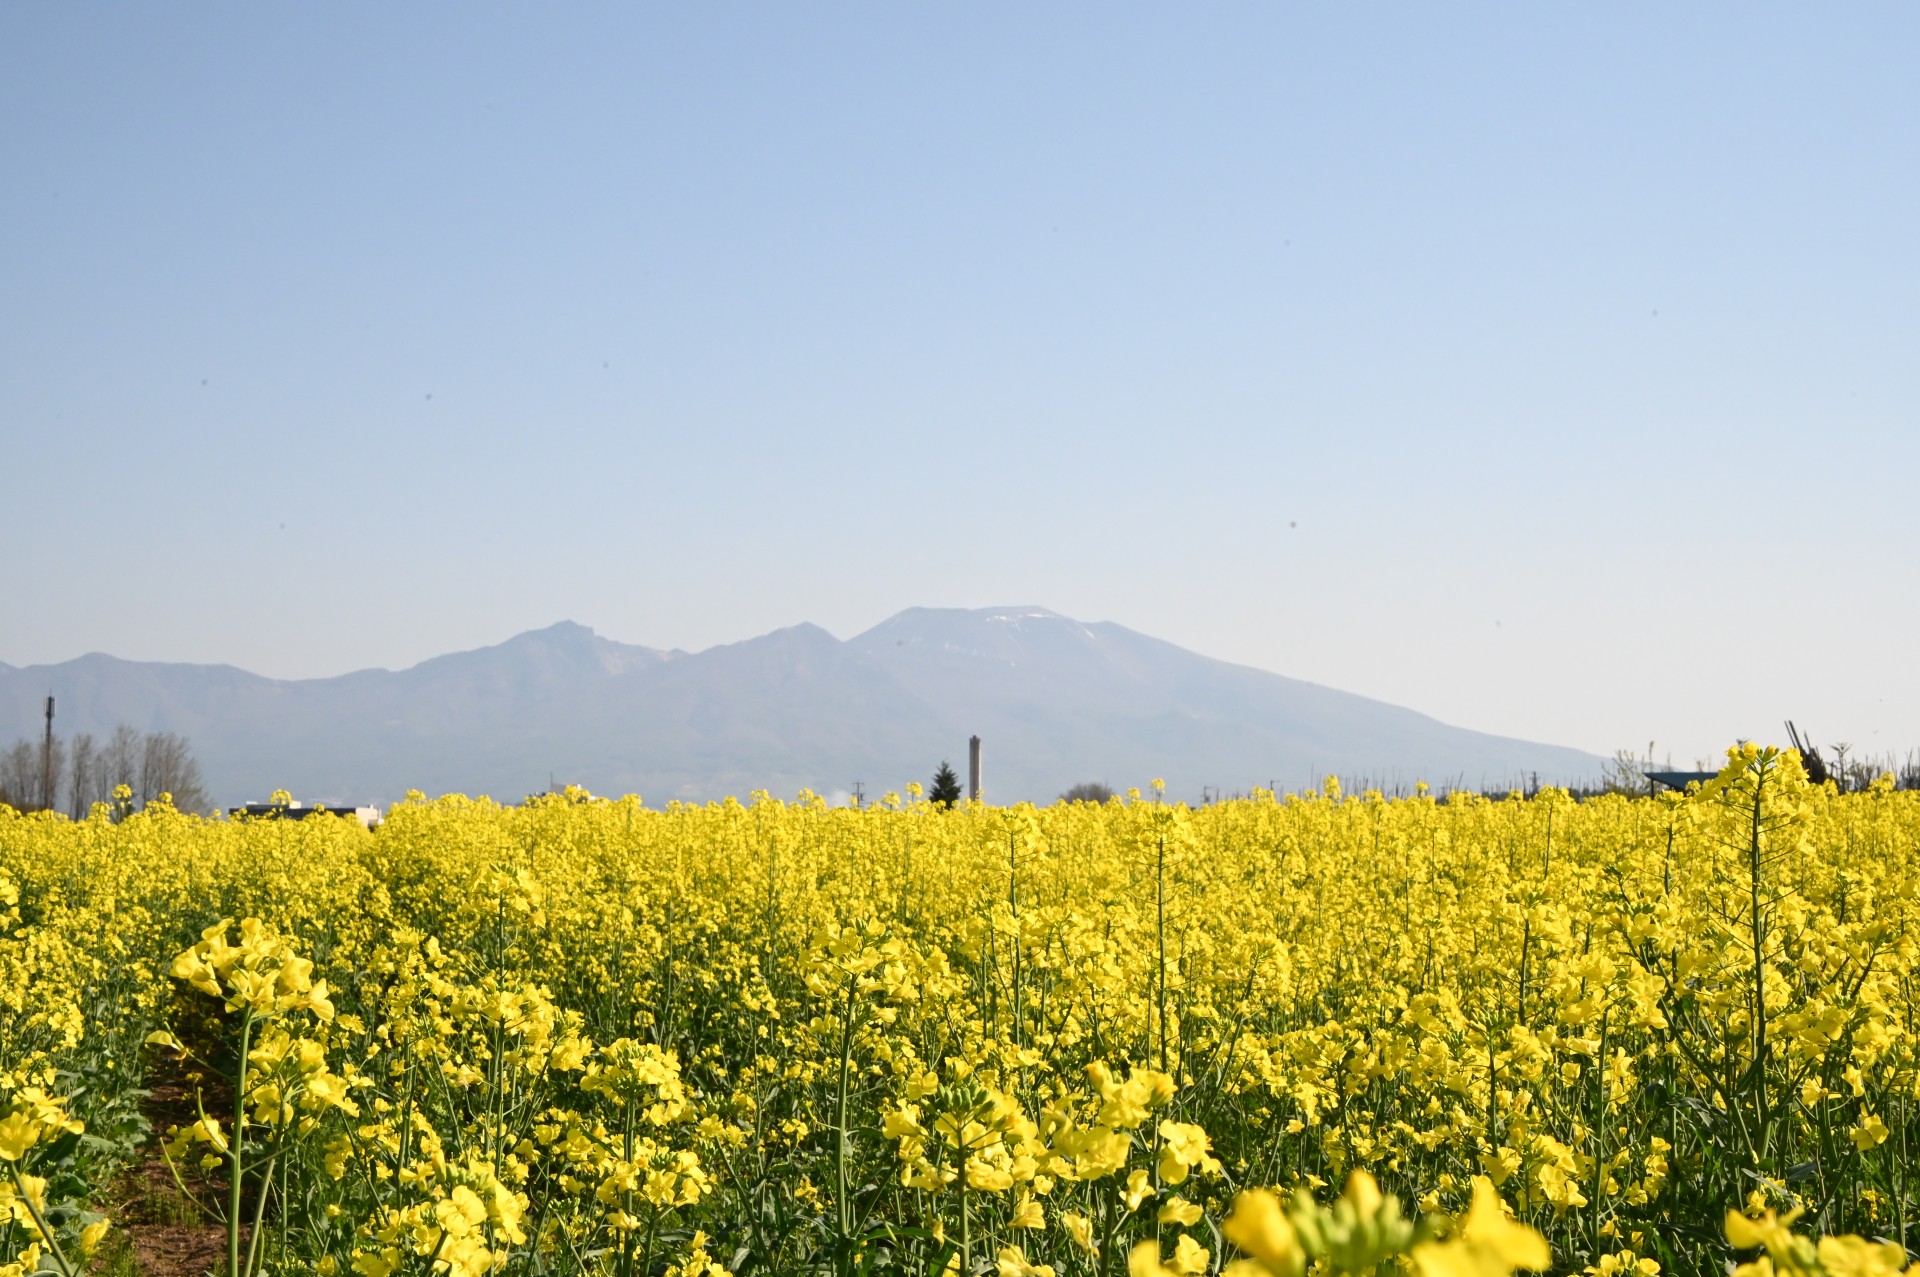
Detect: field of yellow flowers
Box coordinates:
(4, 746, 1920, 1277)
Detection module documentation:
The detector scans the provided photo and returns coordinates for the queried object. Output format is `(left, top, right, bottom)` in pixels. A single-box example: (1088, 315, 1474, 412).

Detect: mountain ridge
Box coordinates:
(1, 608, 1606, 806)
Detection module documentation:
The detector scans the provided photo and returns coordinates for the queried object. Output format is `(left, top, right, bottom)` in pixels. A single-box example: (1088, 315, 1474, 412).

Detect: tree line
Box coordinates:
(0, 724, 208, 816)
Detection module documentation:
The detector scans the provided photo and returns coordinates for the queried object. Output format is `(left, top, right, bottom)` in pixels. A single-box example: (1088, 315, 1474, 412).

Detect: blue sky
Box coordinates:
(4, 4, 1915, 767)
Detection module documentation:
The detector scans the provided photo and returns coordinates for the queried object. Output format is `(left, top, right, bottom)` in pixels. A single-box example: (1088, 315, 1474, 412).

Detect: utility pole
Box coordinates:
(40, 696, 55, 813)
(851, 781, 865, 809)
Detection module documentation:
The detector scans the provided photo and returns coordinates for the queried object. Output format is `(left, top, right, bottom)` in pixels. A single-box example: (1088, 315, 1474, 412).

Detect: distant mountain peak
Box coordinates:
(399, 620, 668, 684)
(737, 622, 839, 647)
(851, 606, 1100, 660)
(498, 619, 596, 646)
(981, 606, 1070, 623)
(504, 620, 615, 649)
(879, 604, 1061, 621)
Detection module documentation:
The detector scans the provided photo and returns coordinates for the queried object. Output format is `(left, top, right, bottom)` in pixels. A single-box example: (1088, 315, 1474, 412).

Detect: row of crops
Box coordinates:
(3, 747, 1917, 1275)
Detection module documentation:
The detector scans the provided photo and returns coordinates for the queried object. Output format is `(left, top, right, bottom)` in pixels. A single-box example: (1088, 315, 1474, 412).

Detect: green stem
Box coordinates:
(1156, 833, 1169, 1073)
(1590, 1011, 1609, 1258)
(1747, 765, 1770, 1164)
(230, 1013, 254, 1277)
(1008, 831, 1022, 1057)
(836, 980, 857, 1244)
(243, 1151, 277, 1277)
(398, 1038, 414, 1171)
(953, 1125, 970, 1277)
(959, 1172, 970, 1277)
(1899, 1091, 1910, 1258)
(10, 1163, 79, 1277)
(620, 1096, 636, 1277)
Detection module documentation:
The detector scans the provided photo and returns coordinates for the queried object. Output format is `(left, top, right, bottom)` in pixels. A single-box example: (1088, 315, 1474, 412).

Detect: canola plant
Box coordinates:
(3, 746, 1920, 1276)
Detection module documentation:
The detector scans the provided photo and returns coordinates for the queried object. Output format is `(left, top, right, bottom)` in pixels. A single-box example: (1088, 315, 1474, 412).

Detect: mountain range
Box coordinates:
(0, 607, 1607, 807)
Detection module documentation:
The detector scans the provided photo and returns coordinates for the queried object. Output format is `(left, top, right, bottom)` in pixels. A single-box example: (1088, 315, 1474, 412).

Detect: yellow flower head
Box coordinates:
(1412, 1177, 1549, 1277)
(1222, 1189, 1303, 1277)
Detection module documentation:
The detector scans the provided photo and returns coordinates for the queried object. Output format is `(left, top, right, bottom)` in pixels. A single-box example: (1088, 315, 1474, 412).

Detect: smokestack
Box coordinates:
(968, 735, 982, 802)
(41, 696, 54, 813)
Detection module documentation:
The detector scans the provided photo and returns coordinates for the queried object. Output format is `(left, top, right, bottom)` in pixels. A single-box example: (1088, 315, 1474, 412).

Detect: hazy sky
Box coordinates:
(4, 5, 1915, 768)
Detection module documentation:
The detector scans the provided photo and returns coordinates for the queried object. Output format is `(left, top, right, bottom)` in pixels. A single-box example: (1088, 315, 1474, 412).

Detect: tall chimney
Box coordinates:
(968, 735, 982, 802)
(41, 696, 55, 813)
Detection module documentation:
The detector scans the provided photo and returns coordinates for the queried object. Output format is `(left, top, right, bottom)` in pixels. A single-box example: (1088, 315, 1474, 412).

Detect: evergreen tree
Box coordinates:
(928, 761, 963, 809)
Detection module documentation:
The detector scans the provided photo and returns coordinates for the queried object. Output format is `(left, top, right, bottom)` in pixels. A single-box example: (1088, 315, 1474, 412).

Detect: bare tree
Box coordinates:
(38, 734, 65, 813)
(1600, 749, 1652, 797)
(1058, 781, 1117, 804)
(139, 730, 208, 811)
(0, 740, 37, 809)
(100, 725, 143, 801)
(66, 732, 97, 818)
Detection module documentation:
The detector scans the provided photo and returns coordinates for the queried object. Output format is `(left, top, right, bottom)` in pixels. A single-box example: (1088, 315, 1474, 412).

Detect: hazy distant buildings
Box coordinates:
(231, 799, 381, 830)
